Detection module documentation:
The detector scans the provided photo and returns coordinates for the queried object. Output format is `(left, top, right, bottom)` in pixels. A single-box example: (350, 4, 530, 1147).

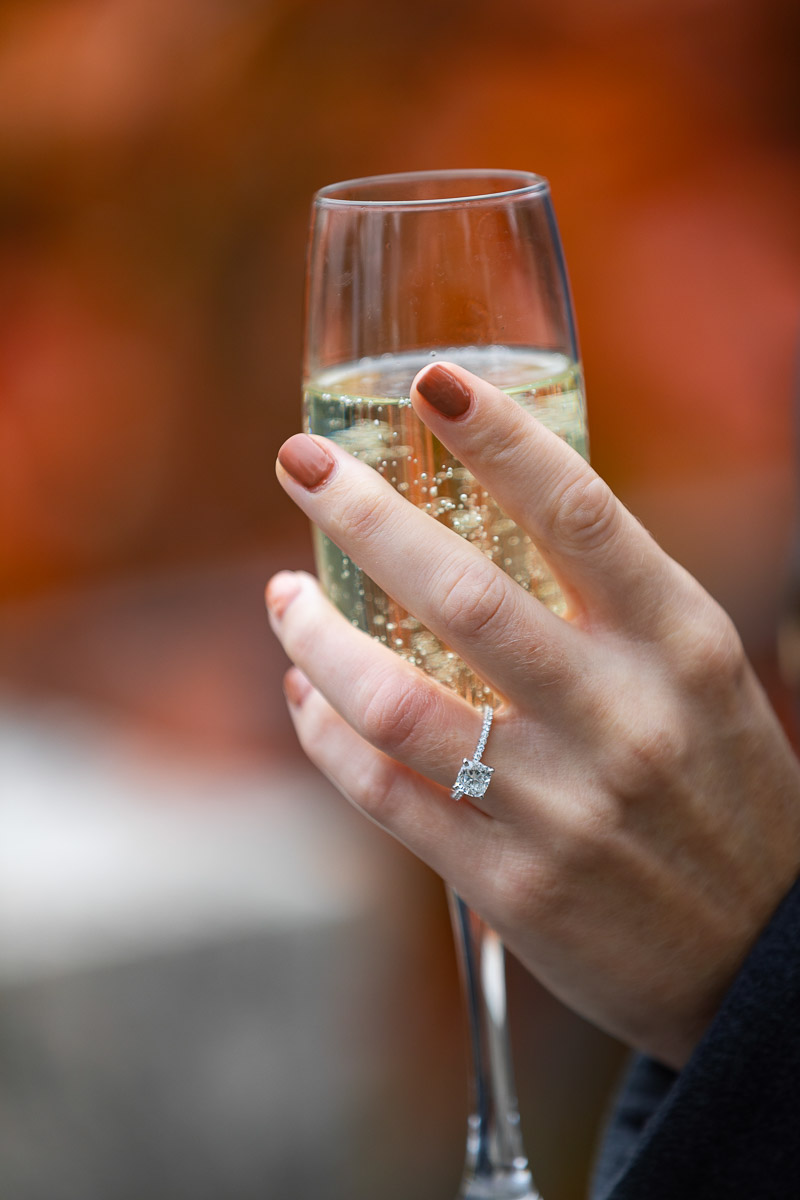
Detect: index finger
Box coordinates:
(276, 433, 577, 709)
(411, 362, 684, 633)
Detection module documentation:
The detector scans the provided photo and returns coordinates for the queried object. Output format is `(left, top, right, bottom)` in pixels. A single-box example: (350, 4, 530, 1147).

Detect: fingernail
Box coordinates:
(414, 363, 473, 418)
(266, 571, 302, 619)
(278, 434, 335, 489)
(284, 667, 311, 707)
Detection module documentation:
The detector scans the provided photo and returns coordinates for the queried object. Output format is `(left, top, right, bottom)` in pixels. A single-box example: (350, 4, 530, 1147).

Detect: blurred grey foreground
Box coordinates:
(0, 558, 620, 1200)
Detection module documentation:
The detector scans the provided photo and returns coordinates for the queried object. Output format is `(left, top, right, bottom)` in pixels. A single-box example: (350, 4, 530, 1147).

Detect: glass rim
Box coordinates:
(313, 168, 550, 210)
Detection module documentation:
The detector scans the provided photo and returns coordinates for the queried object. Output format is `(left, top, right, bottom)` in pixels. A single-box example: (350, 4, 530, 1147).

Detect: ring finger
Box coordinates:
(267, 570, 519, 815)
(283, 668, 496, 887)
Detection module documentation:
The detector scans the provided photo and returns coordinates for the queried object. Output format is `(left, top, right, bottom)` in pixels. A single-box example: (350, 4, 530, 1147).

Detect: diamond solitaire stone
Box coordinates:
(451, 706, 495, 801)
(453, 758, 494, 800)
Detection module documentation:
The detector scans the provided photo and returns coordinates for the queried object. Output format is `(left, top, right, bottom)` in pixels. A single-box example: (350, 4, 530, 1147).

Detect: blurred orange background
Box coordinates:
(0, 2, 798, 1198)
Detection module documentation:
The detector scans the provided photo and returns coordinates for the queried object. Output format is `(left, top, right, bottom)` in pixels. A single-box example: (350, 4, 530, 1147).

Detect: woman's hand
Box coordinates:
(266, 362, 800, 1069)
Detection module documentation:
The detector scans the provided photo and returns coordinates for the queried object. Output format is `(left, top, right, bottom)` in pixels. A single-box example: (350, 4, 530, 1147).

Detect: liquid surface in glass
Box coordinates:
(304, 347, 588, 705)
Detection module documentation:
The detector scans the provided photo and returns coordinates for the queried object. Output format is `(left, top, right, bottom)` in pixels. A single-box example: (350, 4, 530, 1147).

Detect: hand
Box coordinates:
(266, 362, 800, 1068)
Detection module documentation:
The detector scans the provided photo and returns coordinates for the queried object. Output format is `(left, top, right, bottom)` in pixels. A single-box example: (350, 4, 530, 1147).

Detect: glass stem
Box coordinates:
(448, 891, 542, 1200)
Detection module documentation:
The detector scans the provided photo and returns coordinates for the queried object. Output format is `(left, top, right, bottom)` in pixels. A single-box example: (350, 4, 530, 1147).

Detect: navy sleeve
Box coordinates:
(591, 872, 800, 1200)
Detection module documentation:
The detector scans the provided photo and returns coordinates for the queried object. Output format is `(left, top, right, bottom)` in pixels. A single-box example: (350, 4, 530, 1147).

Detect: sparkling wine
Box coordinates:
(304, 347, 588, 705)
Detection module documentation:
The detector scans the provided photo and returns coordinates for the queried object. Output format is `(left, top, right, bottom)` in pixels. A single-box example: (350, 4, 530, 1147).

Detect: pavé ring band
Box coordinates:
(451, 705, 494, 802)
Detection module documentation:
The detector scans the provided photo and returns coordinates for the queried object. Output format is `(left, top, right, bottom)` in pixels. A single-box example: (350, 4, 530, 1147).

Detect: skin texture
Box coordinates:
(267, 362, 800, 1069)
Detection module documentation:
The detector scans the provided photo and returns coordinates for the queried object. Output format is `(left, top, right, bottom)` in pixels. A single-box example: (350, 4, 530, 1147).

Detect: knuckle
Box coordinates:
(359, 674, 439, 757)
(293, 688, 334, 758)
(279, 591, 320, 664)
(357, 753, 407, 826)
(493, 848, 570, 934)
(678, 609, 746, 695)
(480, 413, 527, 473)
(544, 805, 610, 897)
(337, 491, 393, 548)
(439, 558, 509, 642)
(627, 721, 687, 784)
(550, 469, 619, 554)
(609, 702, 689, 800)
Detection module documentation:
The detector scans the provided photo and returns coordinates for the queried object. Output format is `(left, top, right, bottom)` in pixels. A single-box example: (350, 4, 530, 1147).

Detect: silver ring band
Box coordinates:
(451, 706, 495, 802)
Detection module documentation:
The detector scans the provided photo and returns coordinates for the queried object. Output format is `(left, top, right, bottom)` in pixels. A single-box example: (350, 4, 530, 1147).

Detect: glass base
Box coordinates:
(458, 1165, 542, 1200)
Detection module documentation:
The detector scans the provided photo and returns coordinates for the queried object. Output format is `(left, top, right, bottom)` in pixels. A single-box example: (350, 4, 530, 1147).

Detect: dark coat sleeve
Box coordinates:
(591, 873, 800, 1200)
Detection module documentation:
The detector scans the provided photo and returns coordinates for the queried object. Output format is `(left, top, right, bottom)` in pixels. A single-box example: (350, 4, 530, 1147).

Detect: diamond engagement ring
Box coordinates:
(451, 705, 495, 802)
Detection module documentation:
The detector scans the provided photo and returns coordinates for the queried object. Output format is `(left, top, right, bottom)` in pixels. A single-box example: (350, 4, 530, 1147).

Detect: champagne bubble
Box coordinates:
(304, 349, 586, 701)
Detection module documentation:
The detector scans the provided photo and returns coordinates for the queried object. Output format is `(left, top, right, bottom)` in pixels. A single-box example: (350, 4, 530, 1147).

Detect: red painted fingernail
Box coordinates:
(284, 667, 311, 707)
(278, 434, 335, 489)
(414, 363, 473, 418)
(266, 571, 302, 619)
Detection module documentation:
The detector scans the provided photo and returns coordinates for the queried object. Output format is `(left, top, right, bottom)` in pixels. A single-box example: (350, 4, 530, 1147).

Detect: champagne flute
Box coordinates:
(303, 169, 587, 1200)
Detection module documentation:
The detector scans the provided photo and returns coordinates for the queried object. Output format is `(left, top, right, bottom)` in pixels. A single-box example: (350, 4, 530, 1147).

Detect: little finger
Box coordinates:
(267, 570, 519, 813)
(283, 667, 495, 882)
